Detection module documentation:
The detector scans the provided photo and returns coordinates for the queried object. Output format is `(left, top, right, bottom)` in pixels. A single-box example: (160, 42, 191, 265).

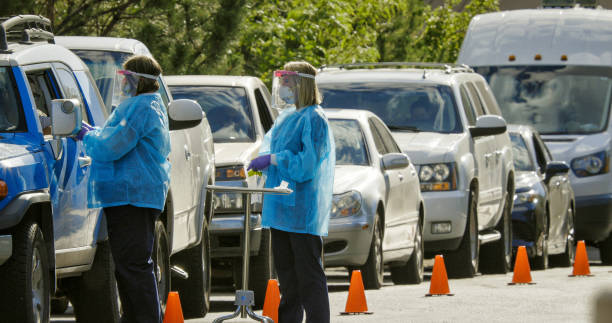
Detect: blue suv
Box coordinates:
(0, 15, 121, 322)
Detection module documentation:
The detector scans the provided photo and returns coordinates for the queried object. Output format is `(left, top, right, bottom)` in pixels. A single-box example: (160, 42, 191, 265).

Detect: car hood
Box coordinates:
(333, 165, 373, 194)
(0, 136, 36, 162)
(514, 171, 540, 191)
(542, 132, 611, 164)
(214, 141, 260, 167)
(391, 132, 464, 164)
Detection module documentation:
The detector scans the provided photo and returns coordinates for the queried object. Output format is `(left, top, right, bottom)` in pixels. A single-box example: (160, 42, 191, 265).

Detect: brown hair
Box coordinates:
(123, 55, 162, 95)
(283, 61, 321, 109)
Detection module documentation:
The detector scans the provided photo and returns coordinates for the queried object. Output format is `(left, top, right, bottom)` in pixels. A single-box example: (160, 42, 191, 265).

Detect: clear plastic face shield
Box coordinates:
(112, 69, 159, 108)
(271, 70, 315, 110)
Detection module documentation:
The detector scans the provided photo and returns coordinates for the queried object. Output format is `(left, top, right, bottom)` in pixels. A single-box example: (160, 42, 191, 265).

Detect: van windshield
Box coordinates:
(318, 83, 461, 133)
(474, 65, 612, 135)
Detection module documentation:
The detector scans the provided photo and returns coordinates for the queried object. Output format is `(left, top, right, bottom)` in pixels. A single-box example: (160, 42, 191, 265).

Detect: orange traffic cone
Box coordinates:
(340, 270, 372, 315)
(570, 240, 593, 277)
(508, 246, 535, 285)
(426, 255, 453, 296)
(162, 291, 184, 323)
(262, 279, 280, 323)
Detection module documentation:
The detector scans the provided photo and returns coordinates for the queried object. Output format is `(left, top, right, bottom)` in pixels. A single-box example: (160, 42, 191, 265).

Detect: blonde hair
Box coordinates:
(283, 61, 321, 109)
(123, 55, 162, 95)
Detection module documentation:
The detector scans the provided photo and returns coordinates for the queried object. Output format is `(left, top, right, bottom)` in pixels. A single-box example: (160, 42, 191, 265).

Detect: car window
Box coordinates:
(533, 132, 553, 164)
(319, 82, 462, 133)
(509, 133, 535, 171)
(329, 119, 369, 166)
(475, 81, 501, 116)
(26, 69, 60, 136)
(255, 88, 274, 133)
(55, 67, 90, 123)
(372, 118, 401, 153)
(368, 118, 387, 155)
(169, 85, 255, 142)
(460, 85, 477, 126)
(0, 67, 26, 132)
(465, 82, 486, 116)
(531, 133, 548, 171)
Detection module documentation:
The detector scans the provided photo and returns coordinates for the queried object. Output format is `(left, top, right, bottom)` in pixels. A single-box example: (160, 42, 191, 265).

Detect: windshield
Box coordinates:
(0, 68, 25, 132)
(169, 86, 255, 142)
(329, 119, 369, 166)
(510, 133, 534, 172)
(72, 50, 170, 114)
(474, 65, 612, 135)
(318, 82, 461, 133)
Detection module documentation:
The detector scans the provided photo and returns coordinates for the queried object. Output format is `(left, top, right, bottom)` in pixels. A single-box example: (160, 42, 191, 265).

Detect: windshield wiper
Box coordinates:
(387, 125, 420, 132)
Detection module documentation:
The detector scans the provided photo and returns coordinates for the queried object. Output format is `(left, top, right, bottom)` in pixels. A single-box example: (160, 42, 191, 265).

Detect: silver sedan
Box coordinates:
(324, 109, 425, 289)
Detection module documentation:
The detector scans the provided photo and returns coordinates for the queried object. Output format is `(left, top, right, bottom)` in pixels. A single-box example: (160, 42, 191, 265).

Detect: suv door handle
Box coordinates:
(184, 145, 191, 160)
(398, 174, 404, 181)
(78, 156, 91, 168)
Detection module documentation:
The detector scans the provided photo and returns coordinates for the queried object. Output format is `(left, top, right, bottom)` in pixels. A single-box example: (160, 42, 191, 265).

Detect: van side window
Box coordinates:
(368, 118, 387, 155)
(373, 118, 401, 153)
(460, 85, 477, 126)
(55, 67, 90, 124)
(255, 88, 274, 133)
(475, 81, 502, 116)
(466, 82, 486, 116)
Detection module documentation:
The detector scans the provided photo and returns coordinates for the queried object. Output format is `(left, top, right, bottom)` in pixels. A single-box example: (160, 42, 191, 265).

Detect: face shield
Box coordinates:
(112, 69, 159, 108)
(271, 70, 315, 110)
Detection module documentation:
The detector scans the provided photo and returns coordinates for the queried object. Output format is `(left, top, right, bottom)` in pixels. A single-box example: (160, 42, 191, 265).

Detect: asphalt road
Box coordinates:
(52, 247, 612, 323)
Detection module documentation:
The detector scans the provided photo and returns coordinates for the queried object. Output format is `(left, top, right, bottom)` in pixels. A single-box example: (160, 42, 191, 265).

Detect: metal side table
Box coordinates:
(207, 185, 292, 323)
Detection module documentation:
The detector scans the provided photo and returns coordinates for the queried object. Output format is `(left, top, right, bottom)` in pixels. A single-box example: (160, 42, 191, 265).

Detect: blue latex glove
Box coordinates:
(75, 125, 90, 141)
(81, 121, 94, 131)
(248, 154, 271, 171)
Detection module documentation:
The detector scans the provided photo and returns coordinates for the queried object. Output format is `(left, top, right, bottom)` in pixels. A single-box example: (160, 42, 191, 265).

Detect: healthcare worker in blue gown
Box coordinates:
(76, 55, 170, 323)
(248, 61, 335, 323)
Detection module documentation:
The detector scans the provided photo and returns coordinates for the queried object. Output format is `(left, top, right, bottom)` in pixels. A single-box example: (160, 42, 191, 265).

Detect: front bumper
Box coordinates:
(323, 215, 372, 267)
(209, 213, 263, 258)
(422, 190, 469, 252)
(0, 235, 11, 266)
(574, 193, 612, 242)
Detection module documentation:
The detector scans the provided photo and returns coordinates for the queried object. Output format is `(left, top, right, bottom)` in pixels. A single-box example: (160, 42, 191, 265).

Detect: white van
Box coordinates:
(458, 6, 612, 264)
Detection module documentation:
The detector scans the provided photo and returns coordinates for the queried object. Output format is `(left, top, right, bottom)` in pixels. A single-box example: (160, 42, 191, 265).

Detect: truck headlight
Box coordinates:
(571, 151, 609, 177)
(215, 166, 246, 181)
(419, 163, 457, 191)
(331, 191, 362, 218)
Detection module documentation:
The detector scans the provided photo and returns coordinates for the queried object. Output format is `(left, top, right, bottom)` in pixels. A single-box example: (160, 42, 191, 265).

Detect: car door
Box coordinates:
(372, 118, 418, 253)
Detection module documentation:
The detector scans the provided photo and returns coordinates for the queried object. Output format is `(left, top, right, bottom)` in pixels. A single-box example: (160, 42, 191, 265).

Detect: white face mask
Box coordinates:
(279, 86, 295, 104)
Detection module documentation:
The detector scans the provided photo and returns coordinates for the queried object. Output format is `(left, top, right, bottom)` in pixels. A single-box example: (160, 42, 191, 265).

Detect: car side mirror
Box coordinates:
(382, 153, 410, 171)
(545, 161, 570, 179)
(469, 115, 507, 138)
(51, 99, 82, 137)
(168, 99, 203, 131)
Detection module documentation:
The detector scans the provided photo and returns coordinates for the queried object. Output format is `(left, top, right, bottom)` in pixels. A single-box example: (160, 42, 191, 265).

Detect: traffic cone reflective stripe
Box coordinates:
(509, 246, 535, 285)
(162, 291, 184, 323)
(340, 270, 372, 314)
(571, 240, 593, 277)
(262, 279, 280, 323)
(426, 255, 453, 296)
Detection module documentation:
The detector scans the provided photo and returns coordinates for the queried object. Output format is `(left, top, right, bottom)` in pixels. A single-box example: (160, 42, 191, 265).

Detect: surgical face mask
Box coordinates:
(279, 86, 295, 104)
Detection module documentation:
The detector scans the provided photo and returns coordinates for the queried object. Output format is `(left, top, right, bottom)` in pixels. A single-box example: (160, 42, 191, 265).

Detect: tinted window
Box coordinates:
(55, 68, 90, 123)
(510, 133, 534, 171)
(368, 119, 387, 155)
(475, 65, 612, 135)
(319, 83, 462, 133)
(466, 82, 486, 115)
(0, 68, 25, 132)
(372, 118, 401, 153)
(460, 86, 477, 126)
(170, 85, 255, 142)
(329, 119, 369, 166)
(532, 133, 549, 171)
(255, 88, 274, 132)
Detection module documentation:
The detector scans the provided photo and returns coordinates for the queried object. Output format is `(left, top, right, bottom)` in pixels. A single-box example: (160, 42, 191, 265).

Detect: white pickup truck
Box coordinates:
(55, 36, 216, 319)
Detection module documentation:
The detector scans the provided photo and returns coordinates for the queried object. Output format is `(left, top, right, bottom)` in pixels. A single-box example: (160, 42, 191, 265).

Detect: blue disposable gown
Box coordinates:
(260, 105, 335, 236)
(83, 93, 171, 211)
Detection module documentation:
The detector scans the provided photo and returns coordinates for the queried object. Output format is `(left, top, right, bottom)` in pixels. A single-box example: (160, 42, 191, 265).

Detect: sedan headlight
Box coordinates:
(331, 191, 362, 218)
(419, 162, 457, 191)
(514, 189, 537, 204)
(571, 151, 609, 177)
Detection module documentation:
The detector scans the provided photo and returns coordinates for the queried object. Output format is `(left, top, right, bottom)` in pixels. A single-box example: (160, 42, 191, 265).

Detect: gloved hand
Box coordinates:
(81, 121, 94, 131)
(248, 154, 271, 171)
(75, 124, 90, 141)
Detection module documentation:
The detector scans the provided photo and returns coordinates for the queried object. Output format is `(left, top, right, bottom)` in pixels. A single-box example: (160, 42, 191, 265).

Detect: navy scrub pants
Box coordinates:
(271, 228, 330, 323)
(105, 204, 161, 323)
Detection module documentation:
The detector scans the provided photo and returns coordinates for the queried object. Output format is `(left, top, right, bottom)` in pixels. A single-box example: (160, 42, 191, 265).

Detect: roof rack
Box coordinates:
(540, 0, 598, 8)
(0, 15, 54, 53)
(319, 62, 474, 74)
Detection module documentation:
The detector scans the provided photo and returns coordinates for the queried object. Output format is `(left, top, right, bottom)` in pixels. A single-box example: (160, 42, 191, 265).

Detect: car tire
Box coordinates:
(172, 224, 211, 319)
(390, 216, 424, 284)
(479, 190, 513, 274)
(65, 241, 121, 323)
(51, 296, 69, 314)
(550, 206, 575, 268)
(360, 214, 384, 289)
(0, 221, 50, 323)
(446, 189, 479, 278)
(153, 220, 171, 314)
(233, 228, 273, 309)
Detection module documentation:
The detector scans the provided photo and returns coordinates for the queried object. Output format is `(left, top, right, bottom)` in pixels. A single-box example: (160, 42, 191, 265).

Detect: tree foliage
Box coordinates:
(1, 0, 499, 80)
